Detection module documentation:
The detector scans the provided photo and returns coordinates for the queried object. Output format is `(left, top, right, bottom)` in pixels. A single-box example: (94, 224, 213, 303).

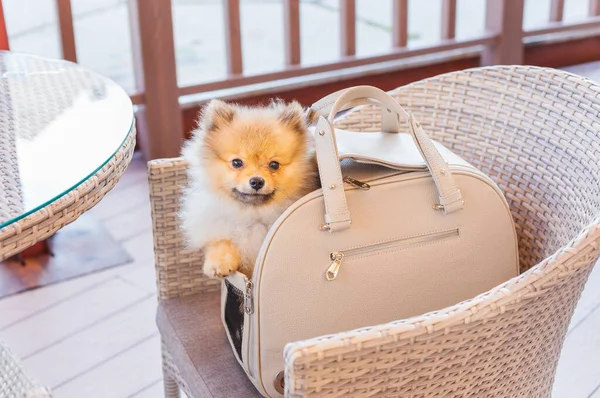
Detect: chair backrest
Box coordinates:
(285, 66, 600, 397)
(148, 158, 220, 300)
(336, 66, 600, 272)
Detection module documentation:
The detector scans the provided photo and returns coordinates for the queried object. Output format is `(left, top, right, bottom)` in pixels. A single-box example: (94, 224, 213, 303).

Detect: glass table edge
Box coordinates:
(0, 117, 135, 230)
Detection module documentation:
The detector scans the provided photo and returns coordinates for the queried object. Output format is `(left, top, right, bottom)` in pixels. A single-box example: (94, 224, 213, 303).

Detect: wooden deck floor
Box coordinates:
(2, 62, 600, 397)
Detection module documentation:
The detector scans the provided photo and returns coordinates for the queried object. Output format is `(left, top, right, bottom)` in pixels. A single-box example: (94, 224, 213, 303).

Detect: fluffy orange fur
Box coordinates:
(180, 99, 319, 278)
(200, 100, 317, 207)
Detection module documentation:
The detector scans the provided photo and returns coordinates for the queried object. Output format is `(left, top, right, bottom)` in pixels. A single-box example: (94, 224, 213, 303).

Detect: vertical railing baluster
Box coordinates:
(56, 0, 77, 62)
(340, 0, 356, 57)
(224, 0, 243, 75)
(0, 0, 8, 50)
(590, 0, 600, 16)
(284, 0, 301, 66)
(442, 0, 457, 40)
(127, 0, 183, 160)
(392, 0, 408, 48)
(482, 0, 524, 65)
(550, 0, 565, 22)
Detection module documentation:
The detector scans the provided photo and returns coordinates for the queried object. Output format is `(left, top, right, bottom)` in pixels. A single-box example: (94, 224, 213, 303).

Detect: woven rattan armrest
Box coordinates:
(148, 158, 220, 300)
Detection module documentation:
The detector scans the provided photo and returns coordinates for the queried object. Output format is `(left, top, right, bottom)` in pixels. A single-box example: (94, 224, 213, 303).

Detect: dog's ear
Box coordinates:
(277, 100, 307, 134)
(199, 99, 236, 132)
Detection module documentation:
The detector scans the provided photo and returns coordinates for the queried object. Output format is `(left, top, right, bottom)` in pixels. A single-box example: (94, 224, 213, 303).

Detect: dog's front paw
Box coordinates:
(203, 240, 241, 279)
(203, 257, 238, 279)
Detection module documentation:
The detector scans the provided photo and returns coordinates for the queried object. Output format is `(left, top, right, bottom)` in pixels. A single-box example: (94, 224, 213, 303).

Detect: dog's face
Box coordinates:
(194, 99, 315, 207)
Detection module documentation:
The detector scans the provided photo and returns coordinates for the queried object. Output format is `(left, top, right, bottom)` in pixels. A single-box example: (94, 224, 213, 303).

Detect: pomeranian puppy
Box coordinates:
(180, 99, 319, 279)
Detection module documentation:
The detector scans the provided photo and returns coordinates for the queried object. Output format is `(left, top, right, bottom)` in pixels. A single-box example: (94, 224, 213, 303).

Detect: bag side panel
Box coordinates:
(254, 172, 519, 397)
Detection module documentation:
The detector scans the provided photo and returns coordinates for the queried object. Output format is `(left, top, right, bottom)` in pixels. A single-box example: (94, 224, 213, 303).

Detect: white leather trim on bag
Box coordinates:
(313, 86, 464, 231)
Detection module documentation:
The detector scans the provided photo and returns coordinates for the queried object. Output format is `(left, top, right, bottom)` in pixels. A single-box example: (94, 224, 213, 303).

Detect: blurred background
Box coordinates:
(2, 0, 592, 91)
(3, 0, 599, 160)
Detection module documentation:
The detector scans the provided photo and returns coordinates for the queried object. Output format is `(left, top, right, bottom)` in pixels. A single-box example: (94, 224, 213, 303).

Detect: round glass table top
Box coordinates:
(0, 52, 134, 229)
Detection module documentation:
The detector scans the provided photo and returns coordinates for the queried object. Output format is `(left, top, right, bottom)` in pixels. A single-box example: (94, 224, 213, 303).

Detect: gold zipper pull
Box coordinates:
(343, 176, 370, 190)
(326, 252, 344, 281)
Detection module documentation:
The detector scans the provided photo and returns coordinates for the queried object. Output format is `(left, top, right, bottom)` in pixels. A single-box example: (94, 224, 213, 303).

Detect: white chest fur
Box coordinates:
(180, 186, 285, 268)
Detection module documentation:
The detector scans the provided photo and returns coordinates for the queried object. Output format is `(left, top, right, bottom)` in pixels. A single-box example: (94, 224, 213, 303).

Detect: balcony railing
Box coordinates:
(0, 0, 599, 159)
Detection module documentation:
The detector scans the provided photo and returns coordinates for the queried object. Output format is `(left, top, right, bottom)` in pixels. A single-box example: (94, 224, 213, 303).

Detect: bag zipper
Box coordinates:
(343, 176, 371, 190)
(325, 228, 459, 281)
(238, 275, 254, 378)
(244, 278, 254, 314)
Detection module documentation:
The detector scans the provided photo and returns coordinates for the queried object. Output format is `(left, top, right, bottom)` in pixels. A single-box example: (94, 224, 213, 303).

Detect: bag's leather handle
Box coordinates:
(313, 86, 464, 232)
(310, 87, 401, 133)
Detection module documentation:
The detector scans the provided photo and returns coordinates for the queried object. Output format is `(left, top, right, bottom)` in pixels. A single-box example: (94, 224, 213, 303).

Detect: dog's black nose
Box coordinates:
(249, 177, 265, 191)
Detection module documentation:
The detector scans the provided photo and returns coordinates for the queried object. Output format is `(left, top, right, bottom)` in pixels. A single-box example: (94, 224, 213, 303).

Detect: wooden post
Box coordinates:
(482, 0, 524, 66)
(224, 0, 243, 75)
(340, 0, 356, 57)
(0, 0, 9, 50)
(550, 0, 564, 22)
(56, 0, 78, 62)
(590, 0, 600, 16)
(127, 0, 183, 160)
(284, 0, 301, 66)
(392, 0, 408, 47)
(441, 0, 457, 40)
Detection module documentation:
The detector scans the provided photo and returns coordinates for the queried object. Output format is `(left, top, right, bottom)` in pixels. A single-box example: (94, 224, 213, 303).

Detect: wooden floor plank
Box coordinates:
(120, 229, 154, 267)
(0, 214, 133, 299)
(0, 267, 121, 330)
(0, 278, 148, 359)
(117, 230, 157, 293)
(53, 333, 162, 398)
(553, 303, 600, 397)
(22, 295, 158, 389)
(127, 379, 164, 398)
(119, 264, 158, 294)
(90, 177, 150, 222)
(102, 201, 153, 243)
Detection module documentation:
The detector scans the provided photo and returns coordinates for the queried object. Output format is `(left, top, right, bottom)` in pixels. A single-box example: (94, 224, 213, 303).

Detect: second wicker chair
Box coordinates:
(149, 65, 600, 397)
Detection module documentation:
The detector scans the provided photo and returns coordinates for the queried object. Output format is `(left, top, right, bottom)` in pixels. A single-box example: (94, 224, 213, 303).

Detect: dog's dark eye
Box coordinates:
(232, 159, 244, 169)
(269, 161, 280, 170)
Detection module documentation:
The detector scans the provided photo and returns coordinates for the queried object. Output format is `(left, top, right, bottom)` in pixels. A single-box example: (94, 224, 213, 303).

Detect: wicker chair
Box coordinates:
(0, 340, 52, 397)
(149, 65, 600, 397)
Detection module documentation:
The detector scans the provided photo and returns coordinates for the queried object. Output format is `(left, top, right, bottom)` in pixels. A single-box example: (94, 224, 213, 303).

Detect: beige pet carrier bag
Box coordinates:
(221, 85, 519, 397)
